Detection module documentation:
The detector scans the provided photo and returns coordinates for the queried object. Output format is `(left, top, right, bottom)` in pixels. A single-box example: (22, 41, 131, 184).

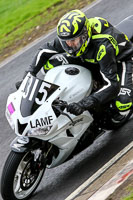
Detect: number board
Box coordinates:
(20, 75, 59, 117)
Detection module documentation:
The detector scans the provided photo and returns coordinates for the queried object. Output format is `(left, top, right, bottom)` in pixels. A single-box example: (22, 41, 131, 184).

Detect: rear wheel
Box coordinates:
(1, 150, 45, 200)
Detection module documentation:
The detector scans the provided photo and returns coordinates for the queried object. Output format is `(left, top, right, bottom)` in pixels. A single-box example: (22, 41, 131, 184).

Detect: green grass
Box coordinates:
(0, 0, 63, 49)
(0, 0, 62, 36)
(122, 193, 133, 200)
(0, 0, 93, 56)
(121, 186, 133, 200)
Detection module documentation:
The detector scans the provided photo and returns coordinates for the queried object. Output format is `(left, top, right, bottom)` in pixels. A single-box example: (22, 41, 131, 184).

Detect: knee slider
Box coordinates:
(115, 87, 132, 111)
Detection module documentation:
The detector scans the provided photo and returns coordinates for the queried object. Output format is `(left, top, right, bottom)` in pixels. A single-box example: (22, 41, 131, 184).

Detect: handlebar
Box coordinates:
(52, 99, 75, 125)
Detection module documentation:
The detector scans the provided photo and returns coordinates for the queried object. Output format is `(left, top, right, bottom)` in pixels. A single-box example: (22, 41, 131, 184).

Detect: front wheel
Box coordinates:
(1, 151, 45, 200)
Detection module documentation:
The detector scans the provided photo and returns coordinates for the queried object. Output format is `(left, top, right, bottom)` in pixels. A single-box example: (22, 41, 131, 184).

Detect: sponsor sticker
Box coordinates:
(8, 102, 15, 115)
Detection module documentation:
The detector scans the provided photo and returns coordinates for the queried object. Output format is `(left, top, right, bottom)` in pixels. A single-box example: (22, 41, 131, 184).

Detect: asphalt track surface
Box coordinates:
(0, 0, 133, 200)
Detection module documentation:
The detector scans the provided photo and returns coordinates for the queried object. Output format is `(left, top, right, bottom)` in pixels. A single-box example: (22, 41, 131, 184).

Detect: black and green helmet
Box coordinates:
(57, 10, 91, 57)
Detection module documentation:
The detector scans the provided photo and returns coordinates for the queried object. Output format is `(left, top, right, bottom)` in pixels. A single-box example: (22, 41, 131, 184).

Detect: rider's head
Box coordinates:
(57, 10, 91, 57)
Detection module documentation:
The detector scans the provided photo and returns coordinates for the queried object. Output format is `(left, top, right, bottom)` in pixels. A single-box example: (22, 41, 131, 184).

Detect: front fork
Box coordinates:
(10, 136, 36, 153)
(10, 136, 53, 168)
(10, 136, 30, 153)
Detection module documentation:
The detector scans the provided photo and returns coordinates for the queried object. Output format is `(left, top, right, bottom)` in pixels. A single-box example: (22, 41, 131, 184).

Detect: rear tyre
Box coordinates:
(1, 151, 45, 200)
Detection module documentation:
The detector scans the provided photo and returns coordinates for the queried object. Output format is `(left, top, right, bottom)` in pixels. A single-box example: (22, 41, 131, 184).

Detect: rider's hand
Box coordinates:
(67, 97, 96, 115)
(67, 103, 84, 116)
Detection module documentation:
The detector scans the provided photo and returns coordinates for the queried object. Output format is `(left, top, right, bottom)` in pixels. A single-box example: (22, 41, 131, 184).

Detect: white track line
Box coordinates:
(0, 29, 56, 69)
(88, 159, 133, 200)
(82, 0, 102, 13)
(65, 141, 133, 200)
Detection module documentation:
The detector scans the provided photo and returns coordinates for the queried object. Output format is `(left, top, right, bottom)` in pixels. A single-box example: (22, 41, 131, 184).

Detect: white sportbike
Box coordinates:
(1, 16, 133, 200)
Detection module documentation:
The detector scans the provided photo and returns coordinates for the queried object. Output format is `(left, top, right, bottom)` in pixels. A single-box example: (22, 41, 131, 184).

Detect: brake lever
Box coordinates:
(52, 101, 75, 125)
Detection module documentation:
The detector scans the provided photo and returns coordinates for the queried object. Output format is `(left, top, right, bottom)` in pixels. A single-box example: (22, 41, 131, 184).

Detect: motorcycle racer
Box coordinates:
(20, 9, 133, 118)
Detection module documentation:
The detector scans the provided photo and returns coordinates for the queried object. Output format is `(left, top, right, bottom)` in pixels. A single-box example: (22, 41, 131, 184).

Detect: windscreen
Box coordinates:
(20, 75, 59, 117)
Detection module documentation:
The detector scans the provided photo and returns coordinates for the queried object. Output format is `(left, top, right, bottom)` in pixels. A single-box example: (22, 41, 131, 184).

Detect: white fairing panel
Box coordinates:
(5, 65, 94, 168)
(44, 64, 93, 103)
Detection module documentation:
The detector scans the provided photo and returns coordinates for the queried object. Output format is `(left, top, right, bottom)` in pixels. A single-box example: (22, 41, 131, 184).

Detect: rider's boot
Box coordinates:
(111, 108, 125, 123)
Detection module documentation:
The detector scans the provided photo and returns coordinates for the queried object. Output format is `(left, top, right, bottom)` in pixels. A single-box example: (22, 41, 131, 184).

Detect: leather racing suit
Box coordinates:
(26, 17, 133, 112)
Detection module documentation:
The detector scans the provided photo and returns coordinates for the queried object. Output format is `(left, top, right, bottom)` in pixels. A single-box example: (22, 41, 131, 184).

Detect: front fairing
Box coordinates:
(6, 66, 93, 142)
(5, 73, 65, 138)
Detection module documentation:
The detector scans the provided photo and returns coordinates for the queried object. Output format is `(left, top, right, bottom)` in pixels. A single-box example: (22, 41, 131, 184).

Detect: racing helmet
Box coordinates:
(57, 10, 91, 57)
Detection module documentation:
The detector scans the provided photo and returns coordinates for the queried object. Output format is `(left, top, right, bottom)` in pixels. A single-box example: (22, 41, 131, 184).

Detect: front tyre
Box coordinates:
(1, 151, 45, 200)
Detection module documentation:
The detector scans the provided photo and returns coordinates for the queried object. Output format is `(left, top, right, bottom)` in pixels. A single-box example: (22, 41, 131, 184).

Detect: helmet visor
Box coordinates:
(59, 35, 85, 55)
(59, 27, 89, 56)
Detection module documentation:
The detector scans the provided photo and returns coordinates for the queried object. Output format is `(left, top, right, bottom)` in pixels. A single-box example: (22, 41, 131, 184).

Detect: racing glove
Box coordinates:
(67, 97, 96, 116)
